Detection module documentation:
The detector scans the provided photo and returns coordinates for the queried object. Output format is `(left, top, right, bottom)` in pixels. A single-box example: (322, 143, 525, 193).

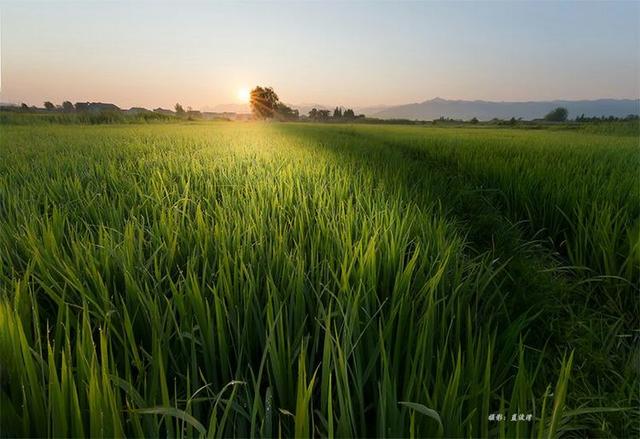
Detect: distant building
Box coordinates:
(75, 102, 120, 112)
(153, 108, 175, 115)
(126, 107, 151, 114)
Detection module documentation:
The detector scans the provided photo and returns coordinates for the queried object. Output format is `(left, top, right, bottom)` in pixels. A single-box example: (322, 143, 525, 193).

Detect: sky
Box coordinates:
(0, 0, 638, 110)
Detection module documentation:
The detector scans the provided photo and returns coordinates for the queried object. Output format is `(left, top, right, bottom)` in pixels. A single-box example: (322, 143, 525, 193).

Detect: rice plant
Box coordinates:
(0, 122, 637, 437)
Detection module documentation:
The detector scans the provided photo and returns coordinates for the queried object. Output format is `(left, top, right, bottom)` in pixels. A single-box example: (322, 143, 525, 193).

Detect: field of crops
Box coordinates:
(0, 121, 638, 437)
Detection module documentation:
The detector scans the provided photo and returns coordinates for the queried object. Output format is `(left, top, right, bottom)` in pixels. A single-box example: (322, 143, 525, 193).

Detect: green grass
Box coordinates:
(0, 122, 637, 437)
(0, 110, 176, 125)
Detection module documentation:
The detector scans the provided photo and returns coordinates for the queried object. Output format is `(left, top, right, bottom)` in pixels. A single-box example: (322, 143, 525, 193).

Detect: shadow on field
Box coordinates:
(273, 123, 640, 437)
(272, 123, 565, 337)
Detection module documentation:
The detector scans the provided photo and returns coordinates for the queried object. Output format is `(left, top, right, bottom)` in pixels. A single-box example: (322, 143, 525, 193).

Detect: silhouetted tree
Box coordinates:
(44, 101, 55, 110)
(62, 101, 74, 112)
(175, 103, 185, 115)
(20, 103, 29, 111)
(250, 86, 279, 119)
(308, 108, 319, 120)
(544, 107, 568, 122)
(343, 108, 355, 119)
(470, 117, 479, 124)
(333, 107, 343, 119)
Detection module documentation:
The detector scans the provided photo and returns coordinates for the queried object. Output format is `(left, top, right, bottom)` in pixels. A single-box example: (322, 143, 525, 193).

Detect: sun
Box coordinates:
(237, 87, 250, 103)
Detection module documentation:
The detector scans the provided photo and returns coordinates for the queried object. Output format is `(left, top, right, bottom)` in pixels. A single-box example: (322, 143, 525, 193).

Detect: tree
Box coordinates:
(44, 101, 55, 110)
(175, 103, 185, 115)
(275, 102, 299, 121)
(343, 108, 355, 119)
(470, 117, 479, 124)
(21, 103, 29, 110)
(250, 86, 280, 119)
(333, 107, 343, 119)
(544, 107, 568, 122)
(62, 101, 74, 112)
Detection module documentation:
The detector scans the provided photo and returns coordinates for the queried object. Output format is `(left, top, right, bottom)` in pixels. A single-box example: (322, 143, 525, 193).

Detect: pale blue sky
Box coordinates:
(1, 1, 638, 110)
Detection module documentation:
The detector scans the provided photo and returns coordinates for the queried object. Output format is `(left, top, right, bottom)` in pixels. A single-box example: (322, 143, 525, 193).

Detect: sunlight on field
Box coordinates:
(0, 122, 638, 437)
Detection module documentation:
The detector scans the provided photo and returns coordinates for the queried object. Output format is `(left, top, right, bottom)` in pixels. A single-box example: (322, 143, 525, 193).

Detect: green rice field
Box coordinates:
(0, 122, 638, 437)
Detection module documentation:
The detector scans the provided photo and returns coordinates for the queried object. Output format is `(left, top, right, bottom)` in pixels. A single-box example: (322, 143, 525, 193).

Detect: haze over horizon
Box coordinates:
(1, 0, 639, 110)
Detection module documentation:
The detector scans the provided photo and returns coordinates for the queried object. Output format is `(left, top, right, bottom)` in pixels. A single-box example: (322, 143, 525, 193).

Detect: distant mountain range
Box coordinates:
(370, 98, 640, 121)
(251, 98, 639, 121)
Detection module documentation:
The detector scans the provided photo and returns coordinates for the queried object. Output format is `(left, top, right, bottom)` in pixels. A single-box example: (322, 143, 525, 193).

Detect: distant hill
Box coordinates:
(371, 98, 640, 121)
(355, 104, 391, 115)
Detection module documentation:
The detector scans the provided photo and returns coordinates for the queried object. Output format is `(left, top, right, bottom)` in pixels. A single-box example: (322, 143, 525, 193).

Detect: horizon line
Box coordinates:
(2, 96, 640, 112)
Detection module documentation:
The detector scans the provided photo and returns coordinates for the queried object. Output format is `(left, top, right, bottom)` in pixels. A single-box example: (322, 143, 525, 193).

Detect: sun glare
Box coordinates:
(237, 87, 250, 103)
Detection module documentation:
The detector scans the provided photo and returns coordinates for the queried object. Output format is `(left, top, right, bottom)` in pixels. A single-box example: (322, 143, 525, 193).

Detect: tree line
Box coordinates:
(3, 98, 638, 125)
(307, 107, 363, 121)
(249, 86, 364, 122)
